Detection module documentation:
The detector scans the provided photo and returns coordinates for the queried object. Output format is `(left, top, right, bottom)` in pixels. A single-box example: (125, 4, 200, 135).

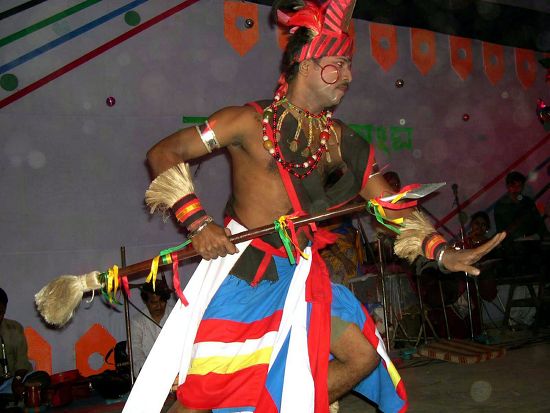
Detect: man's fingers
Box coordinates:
(475, 232, 506, 256)
(226, 240, 238, 254)
(466, 266, 481, 276)
(462, 265, 480, 276)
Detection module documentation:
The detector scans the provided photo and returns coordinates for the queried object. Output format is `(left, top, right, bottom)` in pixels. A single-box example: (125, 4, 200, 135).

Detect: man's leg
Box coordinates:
(328, 322, 380, 403)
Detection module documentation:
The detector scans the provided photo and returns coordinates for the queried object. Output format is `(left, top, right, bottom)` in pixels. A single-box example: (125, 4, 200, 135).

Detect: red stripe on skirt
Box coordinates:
(195, 310, 283, 343)
(178, 365, 268, 409)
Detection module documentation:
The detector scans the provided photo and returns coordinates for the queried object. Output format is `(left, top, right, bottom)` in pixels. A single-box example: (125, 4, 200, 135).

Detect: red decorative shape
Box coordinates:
(515, 48, 537, 89)
(370, 23, 398, 72)
(482, 42, 505, 85)
(24, 327, 52, 374)
(449, 36, 473, 80)
(411, 29, 436, 75)
(224, 1, 259, 56)
(75, 323, 116, 377)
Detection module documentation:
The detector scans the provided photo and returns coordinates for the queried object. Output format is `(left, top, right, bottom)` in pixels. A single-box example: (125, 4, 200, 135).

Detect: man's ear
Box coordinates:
(298, 60, 310, 77)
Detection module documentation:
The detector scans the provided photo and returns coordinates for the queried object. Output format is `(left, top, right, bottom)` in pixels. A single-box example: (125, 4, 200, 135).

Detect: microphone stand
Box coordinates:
(452, 184, 475, 340)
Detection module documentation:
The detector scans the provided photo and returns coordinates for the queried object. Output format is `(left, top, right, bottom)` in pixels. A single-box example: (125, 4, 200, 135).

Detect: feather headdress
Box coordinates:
(275, 0, 356, 62)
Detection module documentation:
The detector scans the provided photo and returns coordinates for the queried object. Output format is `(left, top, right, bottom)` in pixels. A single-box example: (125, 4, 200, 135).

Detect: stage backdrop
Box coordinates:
(0, 0, 548, 374)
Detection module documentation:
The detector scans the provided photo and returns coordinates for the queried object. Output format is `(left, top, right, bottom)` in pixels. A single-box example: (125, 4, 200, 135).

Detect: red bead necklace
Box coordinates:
(261, 95, 333, 179)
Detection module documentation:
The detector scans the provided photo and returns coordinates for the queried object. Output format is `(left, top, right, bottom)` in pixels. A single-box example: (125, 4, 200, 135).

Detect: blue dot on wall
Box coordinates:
(124, 11, 141, 26)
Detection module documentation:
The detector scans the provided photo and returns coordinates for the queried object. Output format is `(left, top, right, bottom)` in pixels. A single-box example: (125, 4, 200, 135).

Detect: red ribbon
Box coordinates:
(171, 252, 189, 306)
(306, 228, 339, 413)
(121, 276, 130, 297)
(374, 183, 421, 211)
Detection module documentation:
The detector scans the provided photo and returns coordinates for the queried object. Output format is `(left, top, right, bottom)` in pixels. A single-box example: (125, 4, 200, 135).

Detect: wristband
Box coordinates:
(422, 233, 447, 260)
(188, 216, 214, 239)
(436, 247, 452, 273)
(172, 194, 207, 229)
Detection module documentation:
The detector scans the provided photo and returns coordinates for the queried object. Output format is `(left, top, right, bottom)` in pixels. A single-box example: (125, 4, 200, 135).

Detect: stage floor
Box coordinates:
(8, 328, 549, 413)
(341, 328, 550, 412)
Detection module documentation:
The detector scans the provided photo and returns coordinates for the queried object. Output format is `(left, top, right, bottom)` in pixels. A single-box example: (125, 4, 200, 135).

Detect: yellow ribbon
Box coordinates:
(106, 265, 119, 303)
(371, 190, 410, 226)
(145, 255, 160, 291)
(370, 199, 404, 226)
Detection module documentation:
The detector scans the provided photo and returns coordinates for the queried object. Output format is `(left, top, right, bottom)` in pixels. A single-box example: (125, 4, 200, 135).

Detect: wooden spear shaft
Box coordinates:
(118, 202, 368, 279)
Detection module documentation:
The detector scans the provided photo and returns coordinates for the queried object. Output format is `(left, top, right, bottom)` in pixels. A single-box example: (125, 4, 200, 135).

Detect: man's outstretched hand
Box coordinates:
(440, 232, 506, 276)
(191, 222, 238, 260)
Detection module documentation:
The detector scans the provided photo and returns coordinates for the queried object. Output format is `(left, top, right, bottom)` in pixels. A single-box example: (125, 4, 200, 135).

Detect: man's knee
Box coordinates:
(331, 323, 380, 377)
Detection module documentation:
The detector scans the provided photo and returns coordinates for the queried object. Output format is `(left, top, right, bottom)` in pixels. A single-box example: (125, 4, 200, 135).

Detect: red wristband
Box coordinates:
(422, 233, 447, 260)
(172, 194, 207, 230)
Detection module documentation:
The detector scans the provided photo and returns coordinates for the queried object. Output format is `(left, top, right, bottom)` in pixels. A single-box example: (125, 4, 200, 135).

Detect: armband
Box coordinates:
(195, 120, 220, 153)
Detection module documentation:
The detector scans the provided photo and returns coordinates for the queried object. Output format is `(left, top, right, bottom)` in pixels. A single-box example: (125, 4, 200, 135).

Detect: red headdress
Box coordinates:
(277, 0, 356, 61)
(275, 0, 357, 96)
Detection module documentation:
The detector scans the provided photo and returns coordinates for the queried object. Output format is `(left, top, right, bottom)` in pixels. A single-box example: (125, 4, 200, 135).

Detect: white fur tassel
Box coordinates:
(394, 210, 437, 263)
(35, 271, 102, 327)
(145, 163, 195, 215)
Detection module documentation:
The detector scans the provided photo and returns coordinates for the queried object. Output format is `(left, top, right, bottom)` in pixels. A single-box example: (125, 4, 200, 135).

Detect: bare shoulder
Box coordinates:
(209, 104, 260, 128)
(208, 104, 262, 145)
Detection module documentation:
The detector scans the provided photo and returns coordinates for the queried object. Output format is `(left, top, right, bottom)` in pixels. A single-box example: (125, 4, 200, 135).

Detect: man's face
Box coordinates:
(385, 176, 401, 192)
(145, 294, 167, 320)
(471, 217, 489, 238)
(309, 56, 353, 106)
(506, 181, 523, 198)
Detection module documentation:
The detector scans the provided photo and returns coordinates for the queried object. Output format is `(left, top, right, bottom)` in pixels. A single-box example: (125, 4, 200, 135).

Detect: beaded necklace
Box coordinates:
(261, 95, 334, 179)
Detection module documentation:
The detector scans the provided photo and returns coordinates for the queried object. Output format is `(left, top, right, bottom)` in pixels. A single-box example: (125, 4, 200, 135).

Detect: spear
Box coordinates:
(34, 183, 444, 327)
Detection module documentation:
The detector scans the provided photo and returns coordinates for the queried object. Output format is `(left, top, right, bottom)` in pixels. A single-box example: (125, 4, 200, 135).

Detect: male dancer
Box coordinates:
(128, 1, 505, 412)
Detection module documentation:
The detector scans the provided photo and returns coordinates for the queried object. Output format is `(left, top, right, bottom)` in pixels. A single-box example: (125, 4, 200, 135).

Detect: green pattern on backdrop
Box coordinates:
(349, 124, 414, 154)
(182, 117, 414, 154)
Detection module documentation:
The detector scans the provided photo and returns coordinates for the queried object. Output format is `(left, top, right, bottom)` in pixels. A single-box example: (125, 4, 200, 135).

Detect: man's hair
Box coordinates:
(271, 1, 316, 82)
(280, 27, 315, 82)
(140, 280, 170, 303)
(470, 211, 490, 229)
(505, 171, 526, 186)
(0, 288, 7, 306)
(383, 171, 400, 182)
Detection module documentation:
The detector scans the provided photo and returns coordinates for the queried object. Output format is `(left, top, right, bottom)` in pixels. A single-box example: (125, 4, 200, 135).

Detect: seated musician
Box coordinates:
(493, 171, 548, 277)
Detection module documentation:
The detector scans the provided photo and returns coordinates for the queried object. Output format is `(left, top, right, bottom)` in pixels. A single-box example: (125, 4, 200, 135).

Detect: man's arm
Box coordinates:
(147, 105, 253, 177)
(359, 172, 505, 276)
(146, 105, 257, 259)
(130, 318, 146, 374)
(14, 323, 32, 372)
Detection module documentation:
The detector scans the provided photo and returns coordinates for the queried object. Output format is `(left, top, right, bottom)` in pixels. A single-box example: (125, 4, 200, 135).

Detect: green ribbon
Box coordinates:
(159, 239, 192, 258)
(98, 272, 122, 305)
(367, 200, 402, 235)
(97, 239, 193, 306)
(274, 220, 296, 265)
